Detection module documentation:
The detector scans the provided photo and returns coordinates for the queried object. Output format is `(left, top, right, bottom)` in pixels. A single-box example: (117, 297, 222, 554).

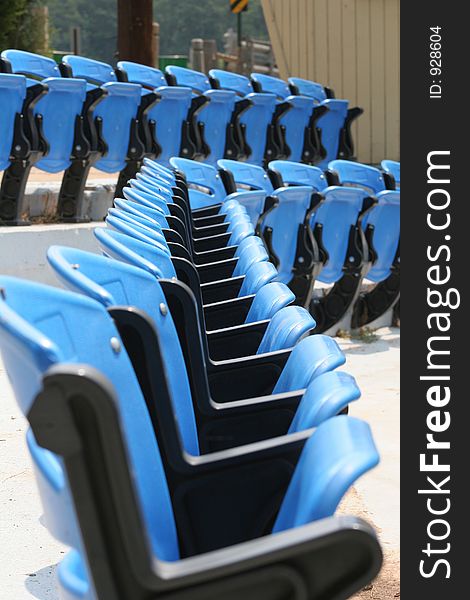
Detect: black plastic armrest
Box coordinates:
(208, 348, 293, 401)
(192, 203, 223, 218)
(192, 221, 230, 239)
(196, 258, 238, 284)
(201, 276, 244, 304)
(194, 232, 232, 252)
(206, 320, 269, 360)
(193, 213, 226, 227)
(204, 294, 254, 330)
(193, 245, 237, 265)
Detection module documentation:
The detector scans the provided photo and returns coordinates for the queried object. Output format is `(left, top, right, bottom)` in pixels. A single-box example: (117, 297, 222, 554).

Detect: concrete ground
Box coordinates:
(0, 326, 399, 599)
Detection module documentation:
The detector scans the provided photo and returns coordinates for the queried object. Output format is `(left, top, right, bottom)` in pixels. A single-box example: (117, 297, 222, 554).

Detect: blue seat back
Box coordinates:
(268, 160, 328, 191)
(329, 160, 386, 194)
(261, 186, 314, 284)
(251, 74, 291, 100)
(288, 371, 360, 433)
(118, 62, 193, 167)
(197, 89, 236, 165)
(273, 335, 345, 394)
(47, 246, 199, 457)
(311, 186, 368, 284)
(106, 210, 168, 247)
(256, 306, 315, 354)
(2, 50, 87, 173)
(0, 276, 180, 561)
(114, 197, 169, 229)
(288, 77, 328, 102)
(273, 416, 379, 531)
(166, 67, 238, 165)
(124, 184, 171, 216)
(218, 159, 274, 194)
(0, 73, 26, 171)
(233, 242, 268, 277)
(62, 55, 142, 173)
(364, 190, 400, 282)
(94, 227, 177, 280)
(239, 258, 277, 297)
(245, 282, 294, 323)
(209, 69, 255, 97)
(170, 157, 227, 201)
(314, 100, 348, 167)
(165, 65, 211, 93)
(210, 71, 277, 166)
(251, 74, 315, 162)
(381, 159, 400, 188)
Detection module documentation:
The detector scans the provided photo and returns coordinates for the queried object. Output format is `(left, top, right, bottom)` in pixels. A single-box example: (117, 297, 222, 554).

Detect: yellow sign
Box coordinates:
(230, 0, 249, 14)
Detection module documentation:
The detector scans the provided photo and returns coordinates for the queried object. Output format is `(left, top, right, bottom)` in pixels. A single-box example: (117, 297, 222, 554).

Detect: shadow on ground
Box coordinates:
(25, 564, 60, 600)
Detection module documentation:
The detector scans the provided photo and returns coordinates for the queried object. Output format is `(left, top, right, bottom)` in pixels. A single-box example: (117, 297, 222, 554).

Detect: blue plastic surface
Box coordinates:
(381, 159, 400, 188)
(329, 160, 386, 194)
(62, 55, 142, 173)
(239, 259, 277, 296)
(218, 159, 274, 194)
(363, 190, 400, 282)
(274, 416, 379, 531)
(256, 306, 315, 354)
(0, 73, 26, 171)
(288, 371, 360, 433)
(118, 61, 193, 167)
(47, 246, 200, 458)
(251, 74, 316, 162)
(2, 50, 88, 173)
(311, 186, 369, 284)
(273, 335, 345, 394)
(0, 275, 180, 561)
(245, 282, 295, 323)
(268, 160, 328, 191)
(261, 186, 314, 284)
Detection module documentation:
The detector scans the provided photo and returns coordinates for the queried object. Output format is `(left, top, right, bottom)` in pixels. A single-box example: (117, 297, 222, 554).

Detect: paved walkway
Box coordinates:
(0, 328, 400, 599)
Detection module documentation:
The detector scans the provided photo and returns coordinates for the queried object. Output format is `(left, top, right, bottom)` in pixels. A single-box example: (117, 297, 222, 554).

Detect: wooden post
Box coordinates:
(117, 0, 153, 65)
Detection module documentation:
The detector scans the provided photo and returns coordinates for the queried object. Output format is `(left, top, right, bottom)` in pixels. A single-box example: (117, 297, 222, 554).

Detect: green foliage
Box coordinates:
(44, 0, 267, 64)
(0, 0, 48, 53)
(154, 0, 268, 56)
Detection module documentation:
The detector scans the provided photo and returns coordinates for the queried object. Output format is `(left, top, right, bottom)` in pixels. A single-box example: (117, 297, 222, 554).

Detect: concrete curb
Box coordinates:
(0, 223, 104, 286)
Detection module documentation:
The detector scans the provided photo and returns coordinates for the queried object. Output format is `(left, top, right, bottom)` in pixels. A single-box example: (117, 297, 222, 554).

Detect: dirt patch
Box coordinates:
(339, 487, 400, 599)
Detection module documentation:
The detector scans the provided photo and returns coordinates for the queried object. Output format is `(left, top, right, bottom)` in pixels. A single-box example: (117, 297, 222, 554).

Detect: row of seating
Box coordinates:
(131, 156, 399, 331)
(0, 50, 363, 225)
(0, 153, 383, 599)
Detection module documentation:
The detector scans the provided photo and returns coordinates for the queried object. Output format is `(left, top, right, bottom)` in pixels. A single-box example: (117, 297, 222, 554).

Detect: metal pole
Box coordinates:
(237, 12, 242, 47)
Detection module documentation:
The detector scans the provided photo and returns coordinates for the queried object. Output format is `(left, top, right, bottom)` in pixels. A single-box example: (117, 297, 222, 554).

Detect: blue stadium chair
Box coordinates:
(0, 277, 381, 598)
(217, 159, 323, 307)
(327, 160, 400, 326)
(288, 76, 363, 167)
(381, 159, 400, 189)
(268, 160, 329, 191)
(61, 55, 154, 203)
(250, 73, 327, 164)
(209, 69, 285, 165)
(165, 66, 240, 165)
(0, 50, 93, 223)
(0, 73, 26, 173)
(308, 186, 377, 333)
(116, 61, 195, 166)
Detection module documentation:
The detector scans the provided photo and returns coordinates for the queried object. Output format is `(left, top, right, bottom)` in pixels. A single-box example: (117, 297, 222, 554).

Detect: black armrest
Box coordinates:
(207, 320, 269, 360)
(201, 275, 244, 304)
(208, 349, 292, 401)
(193, 213, 227, 227)
(192, 221, 230, 239)
(194, 232, 232, 252)
(196, 258, 238, 284)
(191, 203, 223, 218)
(193, 245, 237, 265)
(204, 294, 254, 330)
